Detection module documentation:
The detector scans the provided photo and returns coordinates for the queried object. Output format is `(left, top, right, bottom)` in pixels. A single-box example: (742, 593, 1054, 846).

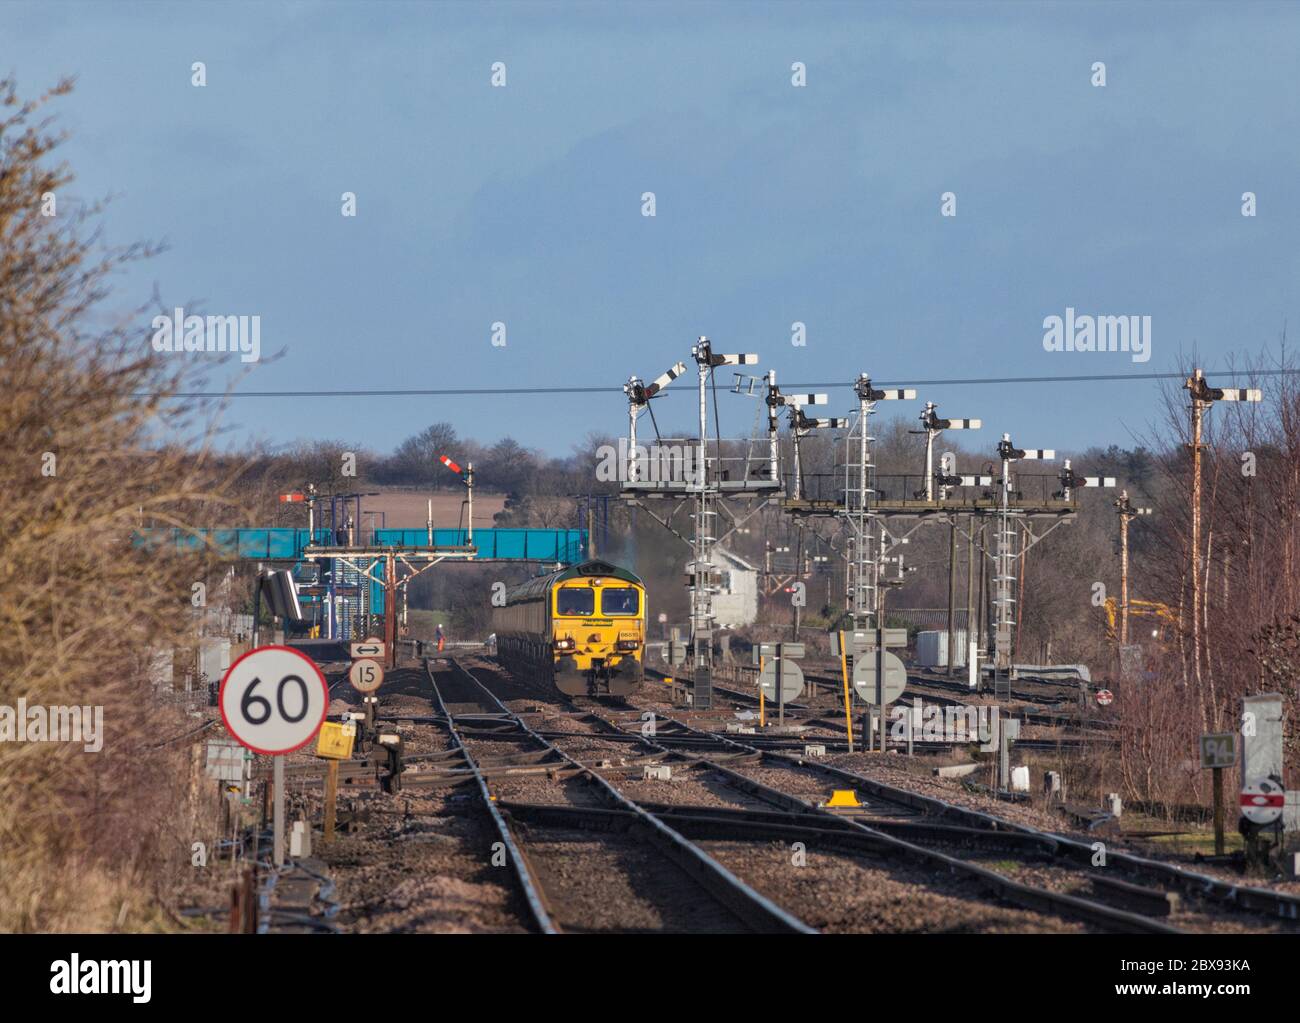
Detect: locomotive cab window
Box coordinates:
(602, 588, 640, 616)
(556, 587, 595, 616)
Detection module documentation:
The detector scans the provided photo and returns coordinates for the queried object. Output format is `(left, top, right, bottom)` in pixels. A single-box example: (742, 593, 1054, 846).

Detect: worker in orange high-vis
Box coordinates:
(436, 623, 445, 652)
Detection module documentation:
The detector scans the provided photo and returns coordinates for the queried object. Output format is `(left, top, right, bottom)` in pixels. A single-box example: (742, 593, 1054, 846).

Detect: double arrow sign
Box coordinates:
(350, 640, 384, 659)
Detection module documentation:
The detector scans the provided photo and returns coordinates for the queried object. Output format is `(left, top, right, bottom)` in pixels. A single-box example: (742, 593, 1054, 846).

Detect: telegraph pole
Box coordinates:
(1113, 489, 1152, 674)
(1183, 369, 1261, 723)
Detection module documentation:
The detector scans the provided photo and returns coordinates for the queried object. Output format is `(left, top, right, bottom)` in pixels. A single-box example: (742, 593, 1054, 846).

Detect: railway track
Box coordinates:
(460, 656, 1203, 932)
(646, 665, 1108, 753)
(378, 654, 1300, 934)
(424, 656, 814, 933)
(608, 687, 1300, 931)
(571, 704, 1187, 932)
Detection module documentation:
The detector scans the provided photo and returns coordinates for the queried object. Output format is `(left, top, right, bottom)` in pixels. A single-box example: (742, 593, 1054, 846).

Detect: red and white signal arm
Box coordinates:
(219, 646, 330, 755)
(1240, 777, 1285, 826)
(1095, 689, 1114, 706)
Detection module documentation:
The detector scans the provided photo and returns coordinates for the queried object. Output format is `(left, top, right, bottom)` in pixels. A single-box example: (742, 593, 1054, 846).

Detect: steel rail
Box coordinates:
(702, 734, 1300, 920)
(500, 799, 1063, 853)
(577, 705, 1182, 934)
(442, 657, 816, 934)
(425, 660, 558, 934)
(637, 709, 1300, 924)
(653, 665, 1113, 752)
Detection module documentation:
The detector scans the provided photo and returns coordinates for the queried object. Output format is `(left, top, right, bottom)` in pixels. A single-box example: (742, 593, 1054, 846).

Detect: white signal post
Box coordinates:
(841, 374, 916, 752)
(438, 454, 474, 548)
(844, 374, 916, 633)
(219, 646, 330, 867)
(991, 434, 1055, 683)
(623, 361, 687, 482)
(688, 337, 759, 708)
(620, 339, 775, 712)
(789, 398, 845, 501)
(918, 402, 982, 501)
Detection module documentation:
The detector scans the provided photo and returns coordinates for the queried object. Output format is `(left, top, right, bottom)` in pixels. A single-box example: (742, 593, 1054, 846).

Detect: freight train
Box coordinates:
(493, 559, 646, 696)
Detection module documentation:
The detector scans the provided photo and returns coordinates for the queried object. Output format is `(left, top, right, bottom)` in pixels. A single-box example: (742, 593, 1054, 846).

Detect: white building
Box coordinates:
(712, 548, 758, 628)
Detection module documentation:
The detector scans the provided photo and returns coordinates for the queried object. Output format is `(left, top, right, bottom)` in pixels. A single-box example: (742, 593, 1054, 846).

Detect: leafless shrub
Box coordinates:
(0, 78, 239, 931)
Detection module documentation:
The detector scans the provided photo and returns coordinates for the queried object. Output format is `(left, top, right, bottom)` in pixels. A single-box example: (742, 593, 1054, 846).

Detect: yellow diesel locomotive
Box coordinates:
(494, 560, 646, 696)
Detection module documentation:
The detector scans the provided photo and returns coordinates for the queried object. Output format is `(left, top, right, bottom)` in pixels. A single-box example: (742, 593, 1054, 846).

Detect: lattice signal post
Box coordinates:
(782, 399, 1086, 693)
(619, 338, 778, 709)
(842, 375, 916, 631)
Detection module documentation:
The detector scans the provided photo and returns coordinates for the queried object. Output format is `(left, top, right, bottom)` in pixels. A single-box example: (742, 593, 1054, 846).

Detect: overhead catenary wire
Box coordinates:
(140, 366, 1294, 400)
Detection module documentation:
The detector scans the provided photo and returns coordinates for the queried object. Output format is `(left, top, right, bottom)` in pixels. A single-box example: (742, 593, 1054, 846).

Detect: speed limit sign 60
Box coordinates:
(219, 646, 330, 755)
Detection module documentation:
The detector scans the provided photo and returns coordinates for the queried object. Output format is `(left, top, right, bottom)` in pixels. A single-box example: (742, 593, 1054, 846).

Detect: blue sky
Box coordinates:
(6, 1, 1300, 457)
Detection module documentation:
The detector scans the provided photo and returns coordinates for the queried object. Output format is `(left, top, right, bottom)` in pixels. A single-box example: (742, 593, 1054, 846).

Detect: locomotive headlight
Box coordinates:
(554, 636, 576, 652)
(616, 632, 641, 651)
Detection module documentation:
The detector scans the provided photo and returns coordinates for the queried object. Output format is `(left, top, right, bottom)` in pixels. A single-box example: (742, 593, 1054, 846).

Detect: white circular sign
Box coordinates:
(349, 657, 384, 694)
(852, 651, 908, 706)
(1095, 689, 1114, 706)
(1240, 777, 1284, 826)
(220, 646, 329, 755)
(758, 659, 804, 702)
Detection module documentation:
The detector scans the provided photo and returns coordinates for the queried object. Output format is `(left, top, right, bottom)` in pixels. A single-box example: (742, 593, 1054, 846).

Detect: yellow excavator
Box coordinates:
(1103, 596, 1175, 642)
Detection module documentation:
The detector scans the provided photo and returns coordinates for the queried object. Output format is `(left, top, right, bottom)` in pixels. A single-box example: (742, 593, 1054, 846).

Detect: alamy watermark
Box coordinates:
(50, 955, 150, 1003)
(595, 439, 703, 485)
(888, 698, 997, 747)
(151, 306, 261, 363)
(0, 699, 103, 752)
(1042, 307, 1151, 364)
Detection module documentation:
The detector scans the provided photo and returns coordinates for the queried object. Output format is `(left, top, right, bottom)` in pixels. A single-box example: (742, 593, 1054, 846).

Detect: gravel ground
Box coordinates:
(698, 840, 1087, 933)
(439, 660, 768, 931)
(299, 664, 528, 932)
(985, 859, 1297, 934)
(456, 656, 1300, 932)
(510, 827, 749, 932)
(455, 657, 1115, 931)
